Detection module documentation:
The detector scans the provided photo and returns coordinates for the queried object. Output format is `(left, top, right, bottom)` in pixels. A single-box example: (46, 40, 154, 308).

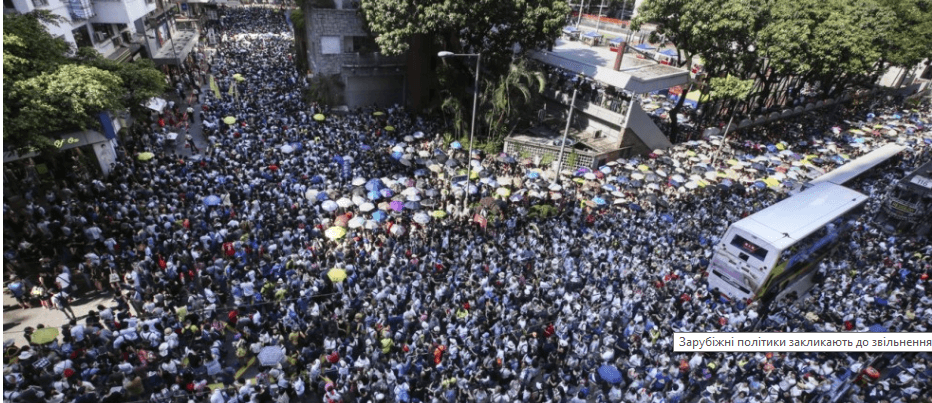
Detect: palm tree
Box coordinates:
(482, 59, 545, 145)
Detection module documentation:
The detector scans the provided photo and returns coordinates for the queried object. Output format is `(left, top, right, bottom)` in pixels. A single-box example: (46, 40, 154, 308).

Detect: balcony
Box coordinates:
(542, 88, 628, 127)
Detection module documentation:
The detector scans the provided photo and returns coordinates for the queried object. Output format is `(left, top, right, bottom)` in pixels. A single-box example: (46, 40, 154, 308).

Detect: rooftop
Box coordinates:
(530, 38, 689, 94)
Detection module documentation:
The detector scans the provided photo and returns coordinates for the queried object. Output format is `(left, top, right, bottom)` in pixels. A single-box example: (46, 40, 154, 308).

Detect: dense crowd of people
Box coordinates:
(5, 6, 932, 403)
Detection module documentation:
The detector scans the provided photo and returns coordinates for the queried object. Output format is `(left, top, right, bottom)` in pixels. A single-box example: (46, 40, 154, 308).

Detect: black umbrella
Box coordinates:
(445, 159, 461, 168)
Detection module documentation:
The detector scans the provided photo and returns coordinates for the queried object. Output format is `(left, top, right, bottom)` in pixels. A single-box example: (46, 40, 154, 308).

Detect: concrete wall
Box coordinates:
(92, 0, 154, 24)
(306, 8, 369, 75)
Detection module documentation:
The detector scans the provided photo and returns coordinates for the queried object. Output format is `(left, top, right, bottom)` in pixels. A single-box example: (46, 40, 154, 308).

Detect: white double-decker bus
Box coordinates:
(707, 182, 869, 302)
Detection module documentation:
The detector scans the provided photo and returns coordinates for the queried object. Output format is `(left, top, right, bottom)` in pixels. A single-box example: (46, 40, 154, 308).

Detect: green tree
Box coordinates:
(11, 64, 125, 139)
(631, 0, 721, 142)
(2, 11, 70, 82)
(483, 60, 545, 143)
(358, 0, 568, 69)
(78, 49, 169, 120)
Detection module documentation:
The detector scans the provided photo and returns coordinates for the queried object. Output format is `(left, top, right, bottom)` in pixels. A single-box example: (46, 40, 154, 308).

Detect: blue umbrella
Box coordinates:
(602, 184, 618, 192)
(380, 188, 394, 198)
(310, 175, 323, 184)
(869, 324, 887, 332)
(592, 197, 606, 206)
(391, 151, 404, 160)
(203, 195, 222, 206)
(360, 144, 371, 151)
(365, 179, 384, 191)
(766, 144, 777, 153)
(291, 142, 303, 152)
(317, 192, 329, 201)
(661, 214, 674, 223)
(598, 365, 622, 384)
(404, 201, 421, 210)
(451, 141, 462, 149)
(527, 171, 540, 179)
(753, 181, 767, 188)
(414, 169, 428, 177)
(333, 155, 344, 165)
(628, 203, 642, 212)
(371, 210, 387, 222)
(367, 190, 381, 200)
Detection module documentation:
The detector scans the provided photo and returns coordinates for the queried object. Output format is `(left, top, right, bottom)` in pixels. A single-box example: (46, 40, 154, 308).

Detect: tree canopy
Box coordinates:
(633, 0, 932, 138)
(359, 0, 568, 74)
(3, 11, 167, 152)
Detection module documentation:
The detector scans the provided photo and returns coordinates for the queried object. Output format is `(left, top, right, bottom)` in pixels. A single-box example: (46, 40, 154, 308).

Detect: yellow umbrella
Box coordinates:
(430, 210, 447, 218)
(30, 327, 60, 344)
(496, 187, 511, 197)
(224, 116, 237, 125)
(137, 152, 155, 161)
(637, 164, 650, 171)
(469, 171, 479, 180)
(685, 150, 697, 157)
(727, 159, 740, 166)
(572, 178, 586, 184)
(325, 226, 346, 240)
(313, 114, 326, 122)
(775, 143, 786, 151)
(763, 177, 781, 187)
(373, 111, 385, 116)
(233, 73, 245, 82)
(327, 268, 347, 282)
(385, 126, 396, 132)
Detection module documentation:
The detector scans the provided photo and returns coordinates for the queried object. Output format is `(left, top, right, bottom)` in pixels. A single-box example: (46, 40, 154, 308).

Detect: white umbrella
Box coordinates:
(390, 224, 406, 236)
(646, 183, 660, 190)
(413, 131, 425, 139)
(305, 189, 319, 201)
(406, 194, 422, 202)
(359, 202, 375, 212)
(348, 216, 366, 229)
(352, 177, 367, 186)
(413, 212, 431, 224)
(352, 195, 366, 206)
(364, 220, 379, 230)
(583, 172, 597, 180)
(401, 187, 421, 196)
(258, 346, 285, 366)
(336, 198, 354, 209)
(418, 150, 431, 158)
(281, 145, 294, 153)
(685, 181, 699, 189)
(631, 173, 645, 180)
(322, 200, 339, 212)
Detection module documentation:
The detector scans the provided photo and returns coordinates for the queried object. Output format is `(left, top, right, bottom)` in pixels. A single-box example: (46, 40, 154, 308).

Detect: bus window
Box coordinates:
(729, 235, 769, 260)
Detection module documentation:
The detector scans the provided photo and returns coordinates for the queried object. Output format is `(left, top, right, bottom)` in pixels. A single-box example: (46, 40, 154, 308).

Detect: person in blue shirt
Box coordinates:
(7, 274, 31, 309)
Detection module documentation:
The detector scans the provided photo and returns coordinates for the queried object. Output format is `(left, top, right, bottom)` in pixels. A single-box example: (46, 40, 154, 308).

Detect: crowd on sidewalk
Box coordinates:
(5, 6, 932, 403)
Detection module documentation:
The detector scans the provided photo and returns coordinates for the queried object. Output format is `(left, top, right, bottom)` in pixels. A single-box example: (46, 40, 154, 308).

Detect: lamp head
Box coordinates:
(437, 51, 455, 58)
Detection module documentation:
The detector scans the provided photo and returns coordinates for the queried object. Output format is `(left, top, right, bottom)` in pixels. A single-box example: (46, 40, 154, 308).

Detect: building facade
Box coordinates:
(303, 0, 406, 108)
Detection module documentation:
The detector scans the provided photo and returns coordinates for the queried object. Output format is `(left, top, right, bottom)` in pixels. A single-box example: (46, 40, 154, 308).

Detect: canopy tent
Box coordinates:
(581, 31, 603, 46)
(608, 37, 625, 46)
(633, 44, 656, 51)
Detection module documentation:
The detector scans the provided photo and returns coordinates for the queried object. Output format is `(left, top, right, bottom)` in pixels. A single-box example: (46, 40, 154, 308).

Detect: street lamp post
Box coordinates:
(438, 51, 481, 215)
(556, 74, 584, 182)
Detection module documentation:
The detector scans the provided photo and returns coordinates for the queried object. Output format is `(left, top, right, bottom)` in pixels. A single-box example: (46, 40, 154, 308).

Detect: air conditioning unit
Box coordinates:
(112, 36, 123, 47)
(95, 32, 107, 43)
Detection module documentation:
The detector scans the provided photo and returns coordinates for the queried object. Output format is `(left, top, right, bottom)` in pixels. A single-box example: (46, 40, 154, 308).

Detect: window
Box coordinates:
(730, 235, 768, 260)
(320, 36, 341, 54)
(5, 0, 16, 9)
(32, 0, 48, 6)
